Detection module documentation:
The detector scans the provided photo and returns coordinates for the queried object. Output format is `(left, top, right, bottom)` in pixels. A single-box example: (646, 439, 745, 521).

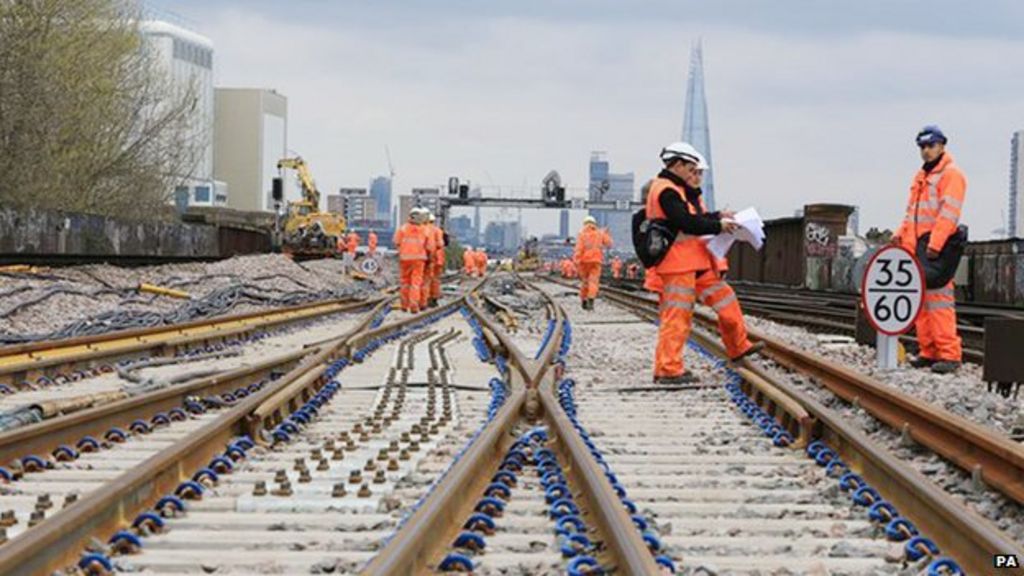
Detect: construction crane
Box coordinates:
(276, 156, 346, 257)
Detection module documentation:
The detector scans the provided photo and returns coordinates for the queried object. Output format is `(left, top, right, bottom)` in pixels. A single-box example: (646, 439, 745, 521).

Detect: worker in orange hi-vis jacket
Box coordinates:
(474, 248, 487, 277)
(463, 247, 475, 276)
(892, 125, 966, 375)
(626, 262, 639, 280)
(418, 217, 436, 310)
(574, 216, 612, 310)
(611, 256, 623, 279)
(393, 208, 435, 313)
(367, 231, 378, 255)
(646, 141, 763, 385)
(426, 212, 445, 307)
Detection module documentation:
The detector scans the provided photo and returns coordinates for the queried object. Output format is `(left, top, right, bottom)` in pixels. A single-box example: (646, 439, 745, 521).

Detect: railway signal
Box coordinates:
(861, 246, 924, 369)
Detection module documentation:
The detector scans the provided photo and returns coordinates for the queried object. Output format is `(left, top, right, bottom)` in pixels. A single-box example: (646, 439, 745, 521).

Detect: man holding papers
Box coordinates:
(644, 142, 763, 384)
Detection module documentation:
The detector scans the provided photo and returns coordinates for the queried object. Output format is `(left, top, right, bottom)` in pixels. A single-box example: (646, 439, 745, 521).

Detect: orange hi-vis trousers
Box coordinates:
(695, 272, 753, 359)
(654, 272, 697, 378)
(430, 264, 443, 300)
(577, 262, 601, 300)
(917, 280, 962, 362)
(400, 261, 426, 313)
(420, 263, 435, 308)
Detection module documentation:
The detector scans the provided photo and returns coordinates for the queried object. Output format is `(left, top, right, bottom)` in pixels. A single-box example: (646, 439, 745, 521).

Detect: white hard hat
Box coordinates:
(660, 141, 709, 170)
(427, 212, 436, 222)
(583, 216, 597, 225)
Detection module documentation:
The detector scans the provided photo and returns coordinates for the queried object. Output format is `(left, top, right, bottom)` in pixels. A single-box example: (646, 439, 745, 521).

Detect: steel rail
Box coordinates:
(363, 279, 661, 575)
(0, 348, 307, 466)
(583, 277, 1024, 575)
(0, 297, 382, 387)
(0, 285, 495, 575)
(589, 280, 1024, 505)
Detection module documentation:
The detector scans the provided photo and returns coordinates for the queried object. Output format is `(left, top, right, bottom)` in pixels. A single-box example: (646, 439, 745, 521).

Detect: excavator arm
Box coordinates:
(277, 157, 320, 210)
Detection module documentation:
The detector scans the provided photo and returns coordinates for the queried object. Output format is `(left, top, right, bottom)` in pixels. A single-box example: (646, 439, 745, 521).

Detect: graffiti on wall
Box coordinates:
(805, 222, 837, 257)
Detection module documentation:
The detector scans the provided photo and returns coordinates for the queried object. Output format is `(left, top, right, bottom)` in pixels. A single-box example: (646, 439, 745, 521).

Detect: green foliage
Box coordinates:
(0, 0, 202, 219)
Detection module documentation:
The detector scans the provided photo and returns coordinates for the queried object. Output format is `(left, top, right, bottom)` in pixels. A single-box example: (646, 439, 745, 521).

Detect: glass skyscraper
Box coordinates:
(682, 40, 715, 211)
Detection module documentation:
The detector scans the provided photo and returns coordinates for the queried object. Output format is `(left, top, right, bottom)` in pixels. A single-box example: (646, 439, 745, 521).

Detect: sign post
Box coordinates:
(861, 246, 925, 370)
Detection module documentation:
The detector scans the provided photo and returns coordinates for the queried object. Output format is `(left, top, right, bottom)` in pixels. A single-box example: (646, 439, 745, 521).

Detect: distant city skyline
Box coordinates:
(153, 0, 1024, 239)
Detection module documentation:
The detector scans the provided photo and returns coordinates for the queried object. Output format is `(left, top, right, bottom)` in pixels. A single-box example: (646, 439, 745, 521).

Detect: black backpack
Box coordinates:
(915, 225, 968, 288)
(631, 208, 675, 268)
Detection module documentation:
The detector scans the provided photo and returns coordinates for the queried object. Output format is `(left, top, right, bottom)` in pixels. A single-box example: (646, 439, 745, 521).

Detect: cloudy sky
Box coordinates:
(157, 0, 1024, 238)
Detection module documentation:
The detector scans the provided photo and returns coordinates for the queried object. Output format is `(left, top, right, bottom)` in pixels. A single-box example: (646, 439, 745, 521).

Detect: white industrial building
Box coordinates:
(140, 20, 224, 207)
(214, 88, 289, 212)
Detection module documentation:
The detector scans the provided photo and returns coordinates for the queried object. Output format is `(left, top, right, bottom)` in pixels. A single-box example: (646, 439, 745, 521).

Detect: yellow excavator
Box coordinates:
(277, 156, 346, 257)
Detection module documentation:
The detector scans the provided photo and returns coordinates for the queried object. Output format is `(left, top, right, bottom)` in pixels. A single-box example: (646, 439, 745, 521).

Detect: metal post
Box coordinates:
(877, 332, 899, 370)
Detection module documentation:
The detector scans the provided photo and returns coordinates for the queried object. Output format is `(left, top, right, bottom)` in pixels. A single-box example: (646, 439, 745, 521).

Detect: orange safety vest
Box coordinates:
(575, 225, 611, 264)
(475, 250, 487, 268)
(394, 223, 433, 261)
(346, 232, 358, 254)
(895, 153, 967, 254)
(645, 177, 716, 274)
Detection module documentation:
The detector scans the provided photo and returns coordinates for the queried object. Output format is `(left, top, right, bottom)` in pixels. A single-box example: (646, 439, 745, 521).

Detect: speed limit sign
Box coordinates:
(861, 246, 924, 368)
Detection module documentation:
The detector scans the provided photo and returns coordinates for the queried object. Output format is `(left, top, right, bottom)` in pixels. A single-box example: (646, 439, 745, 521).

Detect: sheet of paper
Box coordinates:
(703, 207, 765, 259)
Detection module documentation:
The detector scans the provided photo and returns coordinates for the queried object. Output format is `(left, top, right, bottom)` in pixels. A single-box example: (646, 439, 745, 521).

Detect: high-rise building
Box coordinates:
(1009, 130, 1024, 238)
(327, 188, 376, 225)
(587, 152, 634, 250)
(681, 40, 715, 211)
(140, 20, 222, 206)
(213, 88, 288, 212)
(398, 188, 441, 224)
(483, 221, 522, 253)
(559, 209, 570, 239)
(369, 177, 392, 223)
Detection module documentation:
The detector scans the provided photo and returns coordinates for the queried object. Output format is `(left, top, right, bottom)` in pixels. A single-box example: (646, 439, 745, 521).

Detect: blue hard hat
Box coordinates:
(916, 125, 947, 146)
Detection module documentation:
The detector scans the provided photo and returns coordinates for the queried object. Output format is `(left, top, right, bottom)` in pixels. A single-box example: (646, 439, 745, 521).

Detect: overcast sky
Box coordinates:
(156, 0, 1024, 238)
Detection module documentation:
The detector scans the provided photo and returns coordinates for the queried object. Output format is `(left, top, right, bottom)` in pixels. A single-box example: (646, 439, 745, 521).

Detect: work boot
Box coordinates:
(931, 361, 961, 375)
(908, 356, 935, 369)
(730, 341, 765, 363)
(587, 298, 596, 310)
(580, 300, 588, 310)
(654, 371, 698, 385)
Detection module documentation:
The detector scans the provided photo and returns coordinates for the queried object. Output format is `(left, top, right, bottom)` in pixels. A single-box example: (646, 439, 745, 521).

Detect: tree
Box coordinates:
(0, 0, 202, 219)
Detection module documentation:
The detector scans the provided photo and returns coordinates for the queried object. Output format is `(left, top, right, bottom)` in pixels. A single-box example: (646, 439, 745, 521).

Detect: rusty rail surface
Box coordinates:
(0, 297, 381, 387)
(571, 276, 1024, 574)
(582, 278, 1024, 505)
(0, 348, 308, 466)
(363, 278, 660, 575)
(0, 284, 482, 575)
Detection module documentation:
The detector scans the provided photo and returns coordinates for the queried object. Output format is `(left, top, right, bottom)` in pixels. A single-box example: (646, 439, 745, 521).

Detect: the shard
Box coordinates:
(682, 40, 715, 210)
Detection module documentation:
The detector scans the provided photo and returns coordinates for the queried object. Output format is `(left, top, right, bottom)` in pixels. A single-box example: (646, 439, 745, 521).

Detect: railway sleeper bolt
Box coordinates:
(398, 449, 410, 461)
(274, 469, 288, 483)
(35, 494, 53, 510)
(332, 483, 347, 498)
(373, 469, 387, 484)
(253, 481, 268, 496)
(298, 469, 312, 483)
(332, 449, 345, 461)
(293, 458, 306, 471)
(28, 509, 45, 527)
(387, 458, 399, 471)
(358, 483, 372, 497)
(64, 493, 79, 507)
(349, 470, 363, 484)
(317, 459, 330, 471)
(905, 536, 940, 562)
(272, 481, 293, 497)
(364, 459, 377, 471)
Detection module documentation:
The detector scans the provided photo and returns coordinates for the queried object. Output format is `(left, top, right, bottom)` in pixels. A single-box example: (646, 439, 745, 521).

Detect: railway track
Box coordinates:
(0, 296, 385, 390)
(1, 272, 1021, 574)
(542, 275, 1024, 573)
